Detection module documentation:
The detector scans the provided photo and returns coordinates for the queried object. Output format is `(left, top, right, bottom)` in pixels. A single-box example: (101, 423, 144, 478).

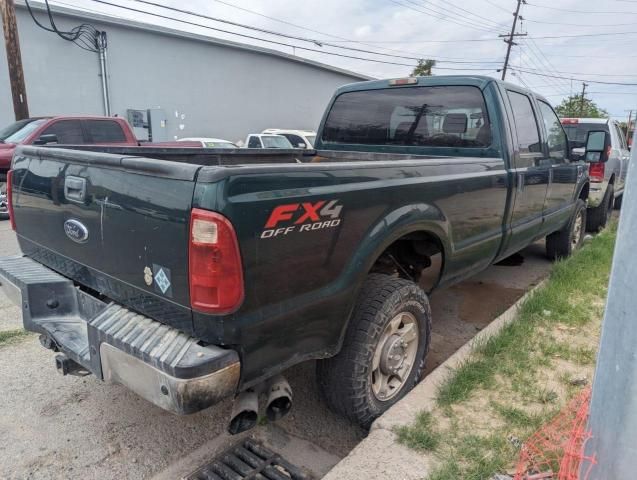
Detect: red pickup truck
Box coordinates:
(0, 115, 196, 217)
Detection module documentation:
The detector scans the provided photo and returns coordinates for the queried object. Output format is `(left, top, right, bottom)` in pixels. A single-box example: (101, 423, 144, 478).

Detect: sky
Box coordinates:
(50, 0, 637, 121)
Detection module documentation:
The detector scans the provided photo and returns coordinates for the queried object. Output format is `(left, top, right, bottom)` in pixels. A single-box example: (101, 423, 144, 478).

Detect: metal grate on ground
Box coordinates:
(185, 438, 314, 480)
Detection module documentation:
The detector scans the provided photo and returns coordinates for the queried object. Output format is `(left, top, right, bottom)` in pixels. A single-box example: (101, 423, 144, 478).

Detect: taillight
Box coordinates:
(589, 162, 605, 183)
(188, 208, 244, 314)
(7, 170, 15, 231)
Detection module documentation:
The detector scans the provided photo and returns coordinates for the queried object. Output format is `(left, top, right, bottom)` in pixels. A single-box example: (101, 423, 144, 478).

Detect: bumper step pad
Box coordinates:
(0, 255, 240, 414)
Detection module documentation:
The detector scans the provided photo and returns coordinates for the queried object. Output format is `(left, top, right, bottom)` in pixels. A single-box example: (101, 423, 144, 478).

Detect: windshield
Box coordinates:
(0, 118, 47, 143)
(306, 135, 316, 147)
(562, 123, 609, 148)
(262, 136, 292, 148)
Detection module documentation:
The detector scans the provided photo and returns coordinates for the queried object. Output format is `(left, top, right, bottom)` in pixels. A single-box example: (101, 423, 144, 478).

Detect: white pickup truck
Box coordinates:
(562, 118, 631, 231)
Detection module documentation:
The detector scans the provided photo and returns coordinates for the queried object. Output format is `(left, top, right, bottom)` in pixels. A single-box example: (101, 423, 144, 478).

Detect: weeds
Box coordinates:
(401, 222, 617, 479)
(0, 329, 30, 346)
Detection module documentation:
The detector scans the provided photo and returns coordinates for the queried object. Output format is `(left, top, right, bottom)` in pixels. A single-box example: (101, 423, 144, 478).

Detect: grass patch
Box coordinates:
(436, 223, 615, 408)
(395, 411, 439, 451)
(0, 329, 30, 346)
(401, 222, 617, 479)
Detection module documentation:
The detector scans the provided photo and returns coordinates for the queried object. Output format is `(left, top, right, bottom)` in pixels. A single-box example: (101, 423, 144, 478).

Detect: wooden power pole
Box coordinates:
(579, 82, 588, 117)
(500, 0, 526, 81)
(0, 0, 29, 120)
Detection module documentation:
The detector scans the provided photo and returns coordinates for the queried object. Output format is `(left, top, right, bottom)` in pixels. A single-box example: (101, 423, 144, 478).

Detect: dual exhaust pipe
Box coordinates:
(228, 374, 293, 435)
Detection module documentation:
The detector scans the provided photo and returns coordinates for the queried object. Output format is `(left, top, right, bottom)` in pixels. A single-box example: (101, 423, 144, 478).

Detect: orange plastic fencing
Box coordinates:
(514, 388, 596, 480)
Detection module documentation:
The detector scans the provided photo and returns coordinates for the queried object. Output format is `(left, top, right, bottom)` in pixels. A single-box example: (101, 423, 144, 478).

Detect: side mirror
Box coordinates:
(33, 134, 59, 145)
(584, 130, 610, 163)
(297, 143, 306, 149)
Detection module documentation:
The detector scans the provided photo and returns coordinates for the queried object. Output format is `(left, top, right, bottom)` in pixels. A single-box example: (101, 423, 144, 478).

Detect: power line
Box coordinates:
(523, 38, 572, 90)
(526, 1, 637, 13)
(411, 0, 509, 30)
(389, 0, 500, 33)
(510, 67, 637, 86)
(483, 0, 512, 13)
(124, 0, 503, 66)
(87, 0, 501, 70)
(526, 18, 637, 27)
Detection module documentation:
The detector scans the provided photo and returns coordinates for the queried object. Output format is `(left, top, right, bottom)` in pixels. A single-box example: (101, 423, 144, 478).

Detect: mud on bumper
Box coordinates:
(0, 256, 240, 414)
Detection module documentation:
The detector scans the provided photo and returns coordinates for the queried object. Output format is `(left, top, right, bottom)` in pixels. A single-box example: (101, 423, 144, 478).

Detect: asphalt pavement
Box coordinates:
(0, 220, 553, 479)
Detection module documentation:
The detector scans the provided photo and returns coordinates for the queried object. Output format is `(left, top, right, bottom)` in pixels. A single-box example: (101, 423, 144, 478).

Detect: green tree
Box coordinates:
(411, 59, 436, 76)
(555, 95, 609, 118)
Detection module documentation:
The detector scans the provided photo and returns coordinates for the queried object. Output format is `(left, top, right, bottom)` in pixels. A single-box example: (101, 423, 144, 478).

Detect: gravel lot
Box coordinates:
(0, 220, 552, 479)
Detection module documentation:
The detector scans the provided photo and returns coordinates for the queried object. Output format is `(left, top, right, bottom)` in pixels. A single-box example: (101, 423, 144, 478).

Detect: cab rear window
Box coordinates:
(321, 85, 492, 148)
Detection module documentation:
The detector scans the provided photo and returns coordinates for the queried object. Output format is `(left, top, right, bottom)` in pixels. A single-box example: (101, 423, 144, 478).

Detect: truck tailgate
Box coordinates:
(10, 146, 201, 332)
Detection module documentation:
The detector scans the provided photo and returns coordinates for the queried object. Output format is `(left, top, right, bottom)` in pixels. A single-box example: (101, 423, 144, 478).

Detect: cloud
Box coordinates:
(65, 0, 637, 117)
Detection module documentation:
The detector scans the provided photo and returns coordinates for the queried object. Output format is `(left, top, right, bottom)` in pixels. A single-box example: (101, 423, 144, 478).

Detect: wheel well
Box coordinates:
(579, 182, 589, 201)
(369, 231, 444, 291)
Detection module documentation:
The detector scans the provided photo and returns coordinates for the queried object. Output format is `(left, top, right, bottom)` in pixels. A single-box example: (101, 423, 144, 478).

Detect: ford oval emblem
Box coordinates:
(64, 219, 89, 244)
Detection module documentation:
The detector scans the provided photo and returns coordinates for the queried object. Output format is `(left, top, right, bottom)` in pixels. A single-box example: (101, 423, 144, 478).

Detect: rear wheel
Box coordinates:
(546, 199, 586, 260)
(316, 274, 431, 428)
(586, 185, 613, 232)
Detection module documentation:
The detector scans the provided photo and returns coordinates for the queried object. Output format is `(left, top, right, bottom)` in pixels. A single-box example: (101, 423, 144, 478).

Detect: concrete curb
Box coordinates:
(323, 279, 548, 480)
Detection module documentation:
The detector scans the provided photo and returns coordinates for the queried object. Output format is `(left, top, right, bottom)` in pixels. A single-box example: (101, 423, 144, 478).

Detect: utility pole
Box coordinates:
(579, 82, 588, 117)
(500, 0, 526, 81)
(0, 0, 29, 120)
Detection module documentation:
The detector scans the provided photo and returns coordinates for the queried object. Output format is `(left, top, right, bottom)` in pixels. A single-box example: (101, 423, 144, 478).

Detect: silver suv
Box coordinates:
(562, 118, 630, 231)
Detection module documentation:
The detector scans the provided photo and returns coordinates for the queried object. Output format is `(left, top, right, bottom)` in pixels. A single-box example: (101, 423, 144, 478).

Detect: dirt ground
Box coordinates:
(0, 221, 553, 479)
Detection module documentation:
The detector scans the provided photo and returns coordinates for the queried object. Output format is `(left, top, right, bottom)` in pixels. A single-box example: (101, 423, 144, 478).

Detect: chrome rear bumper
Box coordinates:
(0, 256, 240, 414)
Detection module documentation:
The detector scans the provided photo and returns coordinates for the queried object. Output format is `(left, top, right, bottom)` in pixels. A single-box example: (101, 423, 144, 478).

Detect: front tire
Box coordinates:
(546, 199, 586, 260)
(586, 185, 613, 232)
(316, 274, 432, 429)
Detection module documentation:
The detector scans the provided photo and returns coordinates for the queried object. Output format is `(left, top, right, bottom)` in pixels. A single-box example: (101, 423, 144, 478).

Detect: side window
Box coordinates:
(283, 134, 304, 147)
(40, 120, 84, 144)
(538, 101, 568, 163)
(614, 123, 627, 150)
(247, 136, 261, 148)
(84, 120, 127, 143)
(506, 91, 541, 154)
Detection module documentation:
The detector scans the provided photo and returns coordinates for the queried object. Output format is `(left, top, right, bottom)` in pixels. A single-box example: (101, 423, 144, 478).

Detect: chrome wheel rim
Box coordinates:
(571, 210, 583, 249)
(371, 312, 419, 401)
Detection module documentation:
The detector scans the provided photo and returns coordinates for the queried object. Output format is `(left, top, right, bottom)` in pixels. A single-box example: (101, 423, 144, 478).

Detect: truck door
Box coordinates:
(501, 89, 550, 256)
(612, 122, 630, 190)
(537, 100, 580, 235)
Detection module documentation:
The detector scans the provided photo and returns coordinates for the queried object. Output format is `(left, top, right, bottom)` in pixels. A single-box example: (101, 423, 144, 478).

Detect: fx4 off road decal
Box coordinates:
(261, 200, 342, 238)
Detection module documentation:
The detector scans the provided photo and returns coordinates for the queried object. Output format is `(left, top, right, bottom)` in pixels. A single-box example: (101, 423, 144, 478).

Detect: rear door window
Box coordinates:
(282, 134, 305, 148)
(84, 120, 127, 143)
(538, 101, 568, 163)
(40, 120, 84, 144)
(506, 91, 541, 154)
(321, 85, 492, 148)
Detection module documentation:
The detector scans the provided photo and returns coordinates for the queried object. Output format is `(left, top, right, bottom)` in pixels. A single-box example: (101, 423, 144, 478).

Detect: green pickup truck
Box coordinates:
(0, 75, 589, 431)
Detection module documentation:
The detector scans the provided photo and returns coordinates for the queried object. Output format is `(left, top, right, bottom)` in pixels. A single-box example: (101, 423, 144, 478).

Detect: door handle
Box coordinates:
(64, 176, 87, 203)
(517, 172, 525, 193)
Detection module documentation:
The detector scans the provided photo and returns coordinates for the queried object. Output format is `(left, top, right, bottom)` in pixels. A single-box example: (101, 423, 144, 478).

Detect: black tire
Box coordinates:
(316, 273, 432, 429)
(586, 185, 614, 232)
(546, 199, 587, 260)
(614, 193, 623, 210)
